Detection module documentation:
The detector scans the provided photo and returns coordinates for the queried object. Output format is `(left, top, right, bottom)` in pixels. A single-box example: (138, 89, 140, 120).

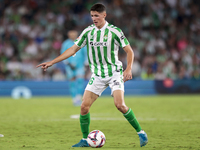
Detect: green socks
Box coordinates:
(123, 108, 142, 132)
(80, 109, 141, 138)
(80, 113, 90, 138)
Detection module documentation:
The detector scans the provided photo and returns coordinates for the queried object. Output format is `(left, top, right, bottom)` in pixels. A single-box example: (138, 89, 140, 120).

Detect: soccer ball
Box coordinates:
(87, 130, 106, 148)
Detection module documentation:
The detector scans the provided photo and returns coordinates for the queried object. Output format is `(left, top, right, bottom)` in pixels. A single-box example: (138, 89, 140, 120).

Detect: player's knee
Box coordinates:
(115, 103, 128, 113)
(80, 103, 90, 115)
(115, 103, 123, 110)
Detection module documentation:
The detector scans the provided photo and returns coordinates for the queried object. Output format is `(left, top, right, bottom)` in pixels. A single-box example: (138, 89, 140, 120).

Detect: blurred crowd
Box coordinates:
(0, 0, 200, 81)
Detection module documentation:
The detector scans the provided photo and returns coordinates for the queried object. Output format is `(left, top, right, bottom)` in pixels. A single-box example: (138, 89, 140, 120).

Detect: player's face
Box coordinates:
(68, 30, 78, 41)
(90, 11, 106, 29)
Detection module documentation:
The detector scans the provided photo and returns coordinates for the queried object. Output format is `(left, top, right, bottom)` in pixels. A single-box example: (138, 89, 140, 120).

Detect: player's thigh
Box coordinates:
(81, 90, 99, 115)
(113, 90, 128, 113)
(82, 90, 99, 106)
(113, 90, 125, 106)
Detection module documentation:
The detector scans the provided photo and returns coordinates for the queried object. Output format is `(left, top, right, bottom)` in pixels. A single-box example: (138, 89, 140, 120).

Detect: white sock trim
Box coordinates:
(137, 130, 145, 134)
(123, 108, 131, 116)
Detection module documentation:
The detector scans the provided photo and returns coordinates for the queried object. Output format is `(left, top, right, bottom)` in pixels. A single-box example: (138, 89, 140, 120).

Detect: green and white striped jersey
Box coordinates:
(74, 21, 129, 78)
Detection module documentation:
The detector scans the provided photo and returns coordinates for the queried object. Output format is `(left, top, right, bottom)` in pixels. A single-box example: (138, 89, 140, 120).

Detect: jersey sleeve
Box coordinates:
(74, 28, 89, 48)
(115, 30, 130, 48)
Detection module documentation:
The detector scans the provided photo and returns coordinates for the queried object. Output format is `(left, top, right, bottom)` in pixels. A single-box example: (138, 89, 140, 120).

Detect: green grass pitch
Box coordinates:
(0, 95, 200, 150)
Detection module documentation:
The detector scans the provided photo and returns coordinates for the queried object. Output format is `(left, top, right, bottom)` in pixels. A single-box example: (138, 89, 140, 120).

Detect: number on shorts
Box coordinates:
(89, 77, 95, 85)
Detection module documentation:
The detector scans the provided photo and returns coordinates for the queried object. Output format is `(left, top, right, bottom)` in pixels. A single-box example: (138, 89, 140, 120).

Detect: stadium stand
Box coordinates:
(0, 0, 199, 81)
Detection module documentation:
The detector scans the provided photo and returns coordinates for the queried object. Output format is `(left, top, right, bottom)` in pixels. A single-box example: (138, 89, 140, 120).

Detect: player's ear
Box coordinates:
(102, 11, 106, 18)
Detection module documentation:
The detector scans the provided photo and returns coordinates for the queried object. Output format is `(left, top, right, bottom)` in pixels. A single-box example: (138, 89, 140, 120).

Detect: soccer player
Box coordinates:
(37, 3, 148, 147)
(60, 30, 87, 106)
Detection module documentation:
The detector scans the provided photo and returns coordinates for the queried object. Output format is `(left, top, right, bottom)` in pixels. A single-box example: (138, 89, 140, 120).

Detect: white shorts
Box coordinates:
(85, 71, 124, 96)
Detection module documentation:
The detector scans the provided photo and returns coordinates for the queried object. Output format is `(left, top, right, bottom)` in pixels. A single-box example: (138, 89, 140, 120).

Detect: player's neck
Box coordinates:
(96, 20, 106, 30)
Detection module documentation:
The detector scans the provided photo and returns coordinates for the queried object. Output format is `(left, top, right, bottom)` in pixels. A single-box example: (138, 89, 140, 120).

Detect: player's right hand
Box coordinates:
(36, 61, 53, 71)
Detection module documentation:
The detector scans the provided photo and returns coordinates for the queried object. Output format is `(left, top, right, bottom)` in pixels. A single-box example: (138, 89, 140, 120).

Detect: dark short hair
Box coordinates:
(90, 3, 106, 13)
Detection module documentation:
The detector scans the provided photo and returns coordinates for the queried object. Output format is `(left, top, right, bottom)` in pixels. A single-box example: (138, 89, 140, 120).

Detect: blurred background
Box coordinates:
(0, 0, 200, 97)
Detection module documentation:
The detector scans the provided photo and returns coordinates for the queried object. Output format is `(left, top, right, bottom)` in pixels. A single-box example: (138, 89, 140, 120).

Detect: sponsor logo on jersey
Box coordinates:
(90, 42, 107, 47)
(120, 35, 125, 40)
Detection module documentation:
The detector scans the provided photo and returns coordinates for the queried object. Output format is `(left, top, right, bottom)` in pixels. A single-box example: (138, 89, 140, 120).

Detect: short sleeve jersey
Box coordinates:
(74, 21, 129, 78)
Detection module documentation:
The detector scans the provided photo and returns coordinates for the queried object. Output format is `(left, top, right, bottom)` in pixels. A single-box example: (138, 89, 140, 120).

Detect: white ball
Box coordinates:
(0, 134, 4, 137)
(87, 130, 106, 148)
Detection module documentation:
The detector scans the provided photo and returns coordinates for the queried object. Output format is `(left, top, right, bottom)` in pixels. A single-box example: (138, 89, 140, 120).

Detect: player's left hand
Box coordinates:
(123, 69, 132, 82)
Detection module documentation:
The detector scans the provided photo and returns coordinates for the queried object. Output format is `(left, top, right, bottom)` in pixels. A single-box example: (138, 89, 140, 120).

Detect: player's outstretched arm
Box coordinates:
(36, 44, 80, 71)
(123, 45, 134, 82)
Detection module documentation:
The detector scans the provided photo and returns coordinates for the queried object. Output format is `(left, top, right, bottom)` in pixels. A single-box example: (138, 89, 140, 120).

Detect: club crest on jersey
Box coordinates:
(104, 35, 108, 41)
(74, 37, 79, 42)
(90, 42, 107, 47)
